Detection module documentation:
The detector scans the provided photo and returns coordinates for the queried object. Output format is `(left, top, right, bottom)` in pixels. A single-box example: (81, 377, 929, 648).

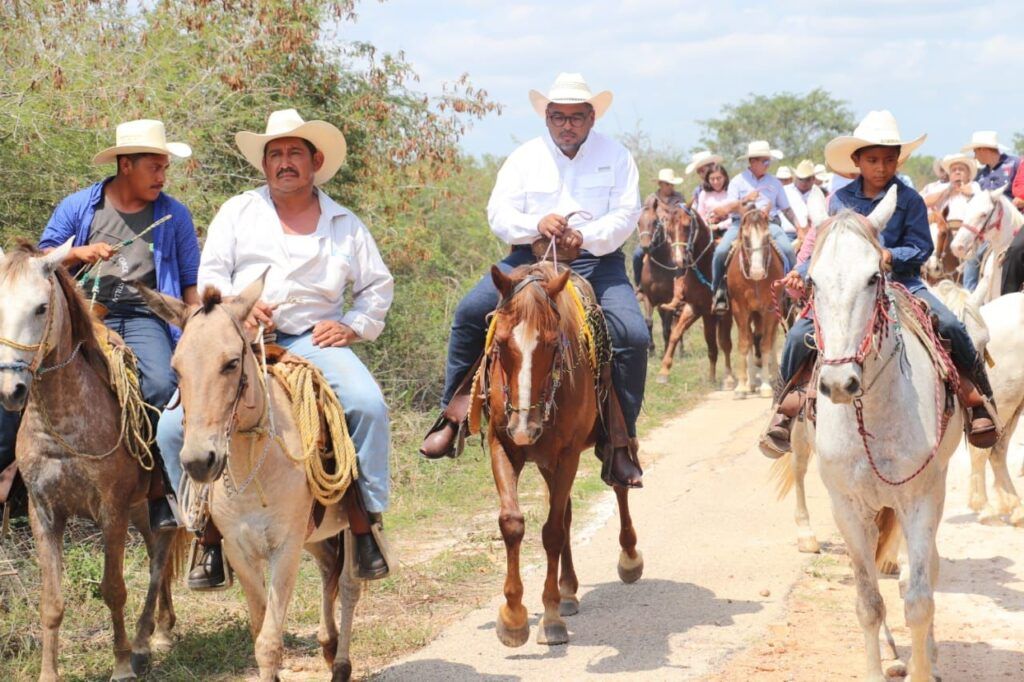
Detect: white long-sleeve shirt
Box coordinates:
(199, 186, 394, 340)
(486, 131, 641, 257)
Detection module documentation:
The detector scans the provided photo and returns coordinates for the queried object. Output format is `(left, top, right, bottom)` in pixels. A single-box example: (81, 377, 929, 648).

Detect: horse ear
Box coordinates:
(866, 185, 898, 232)
(806, 187, 829, 226)
(39, 237, 75, 275)
(544, 268, 572, 298)
(136, 282, 192, 329)
(224, 267, 269, 323)
(491, 265, 513, 300)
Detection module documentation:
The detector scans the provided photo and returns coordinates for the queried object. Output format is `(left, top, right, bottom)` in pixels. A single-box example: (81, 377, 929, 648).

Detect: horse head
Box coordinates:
(489, 264, 571, 446)
(810, 185, 898, 404)
(0, 239, 76, 410)
(738, 202, 772, 281)
(951, 188, 1008, 260)
(140, 272, 269, 484)
(662, 204, 699, 270)
(637, 197, 669, 252)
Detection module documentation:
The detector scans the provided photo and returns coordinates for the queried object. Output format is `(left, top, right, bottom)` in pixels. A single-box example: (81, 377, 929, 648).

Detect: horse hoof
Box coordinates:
(617, 549, 644, 584)
(536, 617, 569, 646)
(496, 608, 530, 648)
(151, 630, 173, 653)
(733, 390, 747, 400)
(978, 507, 1003, 526)
(759, 384, 773, 399)
(656, 373, 669, 385)
(110, 670, 137, 682)
(968, 493, 987, 512)
(884, 659, 907, 678)
(878, 559, 900, 576)
(797, 536, 821, 554)
(722, 377, 736, 391)
(1010, 507, 1024, 527)
(129, 652, 150, 676)
(559, 596, 579, 617)
(331, 659, 353, 682)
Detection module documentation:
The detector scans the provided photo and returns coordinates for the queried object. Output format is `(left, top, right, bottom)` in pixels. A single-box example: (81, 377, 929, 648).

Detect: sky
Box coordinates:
(339, 0, 1023, 164)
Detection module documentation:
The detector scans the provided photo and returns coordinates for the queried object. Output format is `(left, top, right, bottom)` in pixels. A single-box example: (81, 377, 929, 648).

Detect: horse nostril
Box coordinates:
(819, 380, 831, 398)
(206, 450, 216, 470)
(845, 377, 861, 395)
(10, 383, 26, 402)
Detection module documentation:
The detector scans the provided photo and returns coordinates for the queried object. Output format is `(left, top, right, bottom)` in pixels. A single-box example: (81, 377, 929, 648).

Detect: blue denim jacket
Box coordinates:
(38, 178, 200, 341)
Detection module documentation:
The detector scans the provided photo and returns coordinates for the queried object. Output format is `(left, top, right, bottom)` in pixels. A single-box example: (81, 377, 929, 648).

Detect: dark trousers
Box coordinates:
(442, 247, 651, 436)
(1001, 228, 1024, 295)
(779, 287, 978, 385)
(0, 314, 176, 463)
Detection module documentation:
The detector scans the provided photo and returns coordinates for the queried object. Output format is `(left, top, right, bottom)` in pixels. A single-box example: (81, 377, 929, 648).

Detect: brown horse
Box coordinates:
(726, 207, 784, 398)
(636, 197, 680, 355)
(0, 242, 187, 681)
(923, 210, 962, 284)
(653, 203, 734, 387)
(481, 262, 642, 648)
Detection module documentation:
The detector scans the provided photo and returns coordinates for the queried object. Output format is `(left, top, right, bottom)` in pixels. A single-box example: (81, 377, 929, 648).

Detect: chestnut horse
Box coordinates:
(481, 262, 642, 648)
(654, 203, 734, 387)
(726, 207, 784, 398)
(923, 210, 962, 285)
(636, 197, 680, 355)
(0, 241, 187, 681)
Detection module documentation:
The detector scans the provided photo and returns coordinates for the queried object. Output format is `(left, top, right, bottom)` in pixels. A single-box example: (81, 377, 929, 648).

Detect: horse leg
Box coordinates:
(225, 538, 269, 641)
(968, 443, 993, 517)
(558, 497, 580, 617)
(988, 435, 1024, 526)
(30, 504, 66, 682)
(492, 440, 529, 647)
(306, 539, 341, 668)
(718, 311, 735, 390)
(659, 307, 680, 359)
(614, 484, 643, 583)
(254, 538, 305, 681)
(759, 323, 778, 398)
(126, 504, 170, 673)
(702, 314, 719, 385)
(791, 426, 819, 554)
(98, 516, 135, 681)
(732, 310, 752, 397)
(901, 499, 943, 682)
(536, 462, 576, 645)
(333, 551, 361, 681)
(657, 304, 698, 384)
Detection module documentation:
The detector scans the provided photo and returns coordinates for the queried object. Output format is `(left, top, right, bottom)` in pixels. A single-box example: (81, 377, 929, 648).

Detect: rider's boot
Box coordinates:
(188, 523, 226, 591)
(147, 457, 178, 532)
(596, 379, 643, 488)
(419, 355, 482, 459)
(343, 487, 389, 580)
(957, 356, 999, 448)
(759, 362, 815, 459)
(712, 282, 729, 315)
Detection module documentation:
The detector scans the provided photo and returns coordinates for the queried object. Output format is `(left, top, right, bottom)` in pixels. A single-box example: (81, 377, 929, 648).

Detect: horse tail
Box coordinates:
(874, 506, 901, 575)
(768, 451, 795, 500)
(166, 527, 192, 583)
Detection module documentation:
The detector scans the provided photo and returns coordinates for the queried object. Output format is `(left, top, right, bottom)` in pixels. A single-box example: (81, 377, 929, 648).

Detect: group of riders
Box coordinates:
(1, 72, 1021, 597)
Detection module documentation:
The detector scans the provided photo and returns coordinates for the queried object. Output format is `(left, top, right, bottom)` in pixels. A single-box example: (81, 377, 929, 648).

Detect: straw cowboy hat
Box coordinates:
(656, 168, 683, 185)
(793, 160, 816, 180)
(941, 153, 979, 181)
(529, 73, 612, 119)
(775, 166, 793, 180)
(824, 110, 926, 176)
(961, 130, 1004, 152)
(236, 108, 347, 186)
(92, 119, 192, 165)
(685, 150, 723, 175)
(931, 157, 945, 177)
(742, 140, 784, 161)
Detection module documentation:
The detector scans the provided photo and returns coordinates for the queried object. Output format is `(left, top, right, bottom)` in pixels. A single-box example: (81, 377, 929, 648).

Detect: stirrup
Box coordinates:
(185, 539, 233, 591)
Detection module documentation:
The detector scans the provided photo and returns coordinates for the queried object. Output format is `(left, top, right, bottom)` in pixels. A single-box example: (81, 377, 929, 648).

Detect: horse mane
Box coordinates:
(810, 209, 883, 270)
(504, 263, 580, 337)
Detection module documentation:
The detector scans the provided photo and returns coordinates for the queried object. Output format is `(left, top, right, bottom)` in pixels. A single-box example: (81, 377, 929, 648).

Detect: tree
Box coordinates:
(696, 88, 855, 168)
(1014, 132, 1024, 156)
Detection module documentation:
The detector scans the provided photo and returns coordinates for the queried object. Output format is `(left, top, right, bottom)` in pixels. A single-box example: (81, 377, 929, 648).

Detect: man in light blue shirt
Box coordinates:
(706, 141, 801, 313)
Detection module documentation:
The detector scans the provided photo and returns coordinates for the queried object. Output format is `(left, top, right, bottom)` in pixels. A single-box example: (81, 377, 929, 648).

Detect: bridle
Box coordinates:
(668, 204, 714, 288)
(0, 277, 84, 378)
(958, 199, 1003, 253)
(738, 209, 772, 279)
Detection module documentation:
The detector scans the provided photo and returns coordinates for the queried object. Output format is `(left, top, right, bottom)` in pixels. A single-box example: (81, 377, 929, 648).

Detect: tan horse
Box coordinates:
(0, 242, 187, 682)
(482, 263, 642, 647)
(139, 276, 360, 682)
(726, 207, 784, 398)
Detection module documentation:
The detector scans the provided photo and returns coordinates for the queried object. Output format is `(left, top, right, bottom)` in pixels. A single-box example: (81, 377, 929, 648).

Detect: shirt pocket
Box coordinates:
(524, 178, 560, 215)
(577, 170, 614, 216)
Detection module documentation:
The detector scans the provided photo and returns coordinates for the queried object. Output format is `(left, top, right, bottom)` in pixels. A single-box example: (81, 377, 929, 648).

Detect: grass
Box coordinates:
(0, 317, 718, 681)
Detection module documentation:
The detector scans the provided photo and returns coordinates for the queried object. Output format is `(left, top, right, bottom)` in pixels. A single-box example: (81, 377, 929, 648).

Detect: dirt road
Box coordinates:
(373, 392, 1024, 681)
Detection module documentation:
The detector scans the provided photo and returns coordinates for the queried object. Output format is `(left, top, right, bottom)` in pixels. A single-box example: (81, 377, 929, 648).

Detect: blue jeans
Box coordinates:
(0, 314, 175, 469)
(962, 242, 988, 292)
(441, 247, 650, 436)
(711, 222, 795, 292)
(157, 333, 391, 513)
(779, 287, 978, 386)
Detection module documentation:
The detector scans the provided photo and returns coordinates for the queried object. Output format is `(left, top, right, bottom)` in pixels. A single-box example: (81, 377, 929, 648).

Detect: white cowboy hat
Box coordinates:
(816, 171, 833, 184)
(656, 168, 683, 185)
(792, 160, 816, 180)
(92, 119, 192, 165)
(961, 130, 1004, 152)
(684, 150, 723, 175)
(741, 140, 784, 161)
(941, 153, 979, 181)
(528, 73, 612, 119)
(775, 166, 793, 180)
(236, 108, 347, 186)
(824, 110, 926, 176)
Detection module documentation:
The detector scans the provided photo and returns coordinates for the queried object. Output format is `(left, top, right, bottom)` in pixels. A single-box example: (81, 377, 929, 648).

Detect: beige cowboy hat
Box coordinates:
(941, 153, 979, 181)
(656, 168, 683, 185)
(528, 72, 612, 119)
(961, 130, 1004, 152)
(741, 140, 784, 161)
(824, 110, 926, 176)
(236, 108, 347, 186)
(775, 166, 793, 180)
(92, 119, 192, 165)
(685, 150, 723, 175)
(793, 160, 817, 180)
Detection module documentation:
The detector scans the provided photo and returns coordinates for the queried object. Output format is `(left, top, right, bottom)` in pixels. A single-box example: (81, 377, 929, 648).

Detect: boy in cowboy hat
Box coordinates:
(419, 72, 648, 489)
(0, 119, 201, 532)
(706, 141, 802, 313)
(156, 109, 395, 587)
(761, 110, 998, 457)
(632, 168, 685, 287)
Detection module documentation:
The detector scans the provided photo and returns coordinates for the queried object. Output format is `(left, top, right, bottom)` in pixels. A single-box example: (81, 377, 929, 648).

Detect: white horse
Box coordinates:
(808, 186, 964, 682)
(949, 190, 1024, 305)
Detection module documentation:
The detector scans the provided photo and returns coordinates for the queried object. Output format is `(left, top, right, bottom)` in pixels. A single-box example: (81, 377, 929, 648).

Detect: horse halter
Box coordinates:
(959, 200, 1003, 248)
(738, 211, 771, 279)
(0, 277, 83, 378)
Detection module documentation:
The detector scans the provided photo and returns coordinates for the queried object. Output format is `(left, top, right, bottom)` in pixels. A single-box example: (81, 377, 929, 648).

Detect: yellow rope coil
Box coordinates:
(267, 360, 358, 506)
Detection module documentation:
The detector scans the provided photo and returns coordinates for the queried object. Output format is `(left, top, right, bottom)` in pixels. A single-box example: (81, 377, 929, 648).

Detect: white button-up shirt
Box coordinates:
(199, 186, 394, 340)
(487, 131, 641, 257)
(779, 184, 825, 234)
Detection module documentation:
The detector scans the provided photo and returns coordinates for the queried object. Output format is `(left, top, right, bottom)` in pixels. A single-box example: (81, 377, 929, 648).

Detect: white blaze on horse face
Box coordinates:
(0, 257, 53, 402)
(747, 223, 767, 280)
(510, 321, 539, 444)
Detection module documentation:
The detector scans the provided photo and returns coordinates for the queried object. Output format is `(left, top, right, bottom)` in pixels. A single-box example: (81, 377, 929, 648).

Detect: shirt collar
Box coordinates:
(846, 176, 907, 206)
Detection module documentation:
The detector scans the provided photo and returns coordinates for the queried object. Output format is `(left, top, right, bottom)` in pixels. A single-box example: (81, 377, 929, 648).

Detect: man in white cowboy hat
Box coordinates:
(775, 165, 793, 186)
(920, 156, 950, 198)
(155, 108, 395, 588)
(5, 119, 202, 533)
(761, 110, 998, 458)
(779, 160, 825, 239)
(705, 140, 801, 313)
(684, 150, 723, 208)
(631, 167, 686, 286)
(420, 72, 648, 489)
(923, 153, 985, 288)
(962, 130, 1020, 199)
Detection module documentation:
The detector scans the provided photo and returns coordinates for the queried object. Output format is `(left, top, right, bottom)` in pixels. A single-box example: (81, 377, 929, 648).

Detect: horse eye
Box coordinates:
(868, 273, 880, 287)
(221, 358, 240, 373)
(35, 303, 47, 316)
